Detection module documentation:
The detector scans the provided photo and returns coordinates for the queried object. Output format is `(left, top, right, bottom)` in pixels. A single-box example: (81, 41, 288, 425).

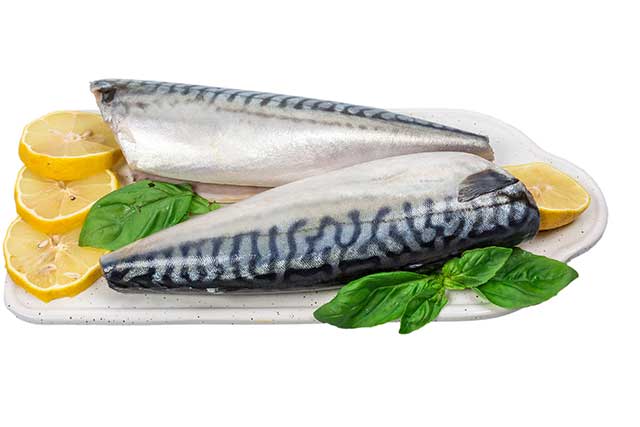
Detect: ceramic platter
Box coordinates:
(4, 109, 608, 324)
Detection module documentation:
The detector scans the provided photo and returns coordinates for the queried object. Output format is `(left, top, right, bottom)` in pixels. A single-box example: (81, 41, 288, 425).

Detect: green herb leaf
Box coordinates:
(313, 271, 432, 329)
(189, 194, 222, 215)
(79, 180, 195, 250)
(442, 246, 513, 289)
(399, 286, 448, 334)
(314, 247, 579, 333)
(475, 248, 579, 309)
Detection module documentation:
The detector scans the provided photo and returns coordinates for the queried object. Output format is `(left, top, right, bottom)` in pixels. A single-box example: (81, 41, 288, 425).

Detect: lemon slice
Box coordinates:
(19, 111, 121, 180)
(504, 162, 590, 230)
(15, 167, 119, 234)
(3, 218, 107, 302)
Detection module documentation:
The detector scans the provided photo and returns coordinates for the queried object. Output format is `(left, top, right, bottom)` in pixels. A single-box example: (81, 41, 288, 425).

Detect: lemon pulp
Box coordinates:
(504, 162, 590, 230)
(4, 218, 108, 302)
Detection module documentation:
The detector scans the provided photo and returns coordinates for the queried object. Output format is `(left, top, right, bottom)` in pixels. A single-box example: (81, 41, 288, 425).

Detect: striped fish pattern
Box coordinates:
(93, 79, 482, 133)
(101, 153, 539, 294)
(91, 79, 493, 187)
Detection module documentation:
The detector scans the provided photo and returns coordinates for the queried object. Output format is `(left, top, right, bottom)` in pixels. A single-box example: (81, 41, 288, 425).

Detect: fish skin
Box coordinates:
(100, 152, 539, 294)
(91, 79, 493, 187)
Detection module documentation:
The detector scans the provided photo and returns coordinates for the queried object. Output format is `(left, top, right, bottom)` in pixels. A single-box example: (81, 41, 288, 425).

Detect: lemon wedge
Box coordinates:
(15, 167, 119, 234)
(19, 111, 121, 180)
(3, 218, 107, 302)
(504, 162, 590, 230)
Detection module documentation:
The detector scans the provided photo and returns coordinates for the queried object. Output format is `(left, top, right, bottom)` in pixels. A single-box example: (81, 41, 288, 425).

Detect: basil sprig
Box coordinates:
(313, 272, 433, 329)
(475, 249, 579, 308)
(79, 180, 221, 250)
(441, 247, 512, 289)
(399, 279, 447, 334)
(314, 247, 578, 334)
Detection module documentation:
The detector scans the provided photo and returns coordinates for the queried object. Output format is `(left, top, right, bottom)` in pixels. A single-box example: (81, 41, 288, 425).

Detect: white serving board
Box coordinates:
(4, 109, 608, 325)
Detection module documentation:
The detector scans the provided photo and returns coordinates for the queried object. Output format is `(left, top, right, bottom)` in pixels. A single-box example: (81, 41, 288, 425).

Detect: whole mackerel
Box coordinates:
(91, 79, 493, 187)
(101, 152, 539, 293)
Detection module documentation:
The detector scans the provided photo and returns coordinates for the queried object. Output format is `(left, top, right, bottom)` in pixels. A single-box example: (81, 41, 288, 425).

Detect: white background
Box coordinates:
(0, 1, 637, 426)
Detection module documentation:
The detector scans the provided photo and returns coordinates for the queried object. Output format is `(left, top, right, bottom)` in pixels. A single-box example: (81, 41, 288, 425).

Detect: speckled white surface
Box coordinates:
(4, 109, 608, 325)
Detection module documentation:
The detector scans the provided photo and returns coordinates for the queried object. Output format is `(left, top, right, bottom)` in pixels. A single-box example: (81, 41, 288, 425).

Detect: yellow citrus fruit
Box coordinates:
(14, 167, 119, 234)
(504, 162, 590, 230)
(3, 218, 107, 302)
(19, 111, 121, 180)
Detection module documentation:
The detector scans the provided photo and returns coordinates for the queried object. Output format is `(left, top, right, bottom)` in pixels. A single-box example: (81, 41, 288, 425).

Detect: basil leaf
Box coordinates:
(313, 271, 431, 328)
(188, 194, 222, 215)
(475, 248, 579, 309)
(442, 246, 513, 289)
(399, 286, 448, 334)
(79, 180, 194, 250)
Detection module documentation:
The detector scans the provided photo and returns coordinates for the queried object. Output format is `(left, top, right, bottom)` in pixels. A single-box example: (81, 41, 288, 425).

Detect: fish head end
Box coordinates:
(90, 79, 118, 104)
(89, 79, 123, 124)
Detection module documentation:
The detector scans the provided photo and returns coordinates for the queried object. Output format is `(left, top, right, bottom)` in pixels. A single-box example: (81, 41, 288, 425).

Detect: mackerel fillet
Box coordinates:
(91, 79, 493, 187)
(101, 152, 539, 293)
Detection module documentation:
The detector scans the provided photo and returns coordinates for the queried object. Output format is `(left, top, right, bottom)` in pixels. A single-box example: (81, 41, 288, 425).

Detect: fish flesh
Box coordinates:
(91, 79, 493, 187)
(101, 152, 539, 293)
(115, 161, 266, 204)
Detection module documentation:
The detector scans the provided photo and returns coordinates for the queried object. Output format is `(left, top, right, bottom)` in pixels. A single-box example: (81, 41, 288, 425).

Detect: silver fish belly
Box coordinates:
(91, 79, 493, 187)
(100, 152, 539, 294)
